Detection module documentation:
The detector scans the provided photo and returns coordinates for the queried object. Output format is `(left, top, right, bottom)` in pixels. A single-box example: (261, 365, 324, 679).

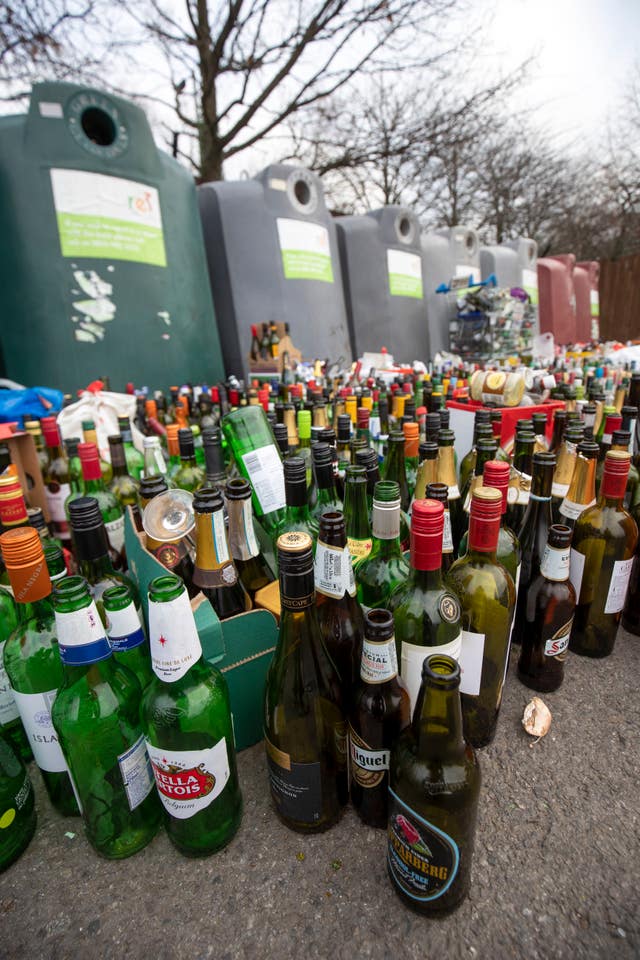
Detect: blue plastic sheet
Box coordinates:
(0, 387, 64, 428)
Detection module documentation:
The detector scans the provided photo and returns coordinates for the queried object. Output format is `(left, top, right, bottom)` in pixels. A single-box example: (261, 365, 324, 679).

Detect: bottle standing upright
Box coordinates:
(103, 585, 153, 690)
(354, 481, 410, 611)
(40, 416, 72, 544)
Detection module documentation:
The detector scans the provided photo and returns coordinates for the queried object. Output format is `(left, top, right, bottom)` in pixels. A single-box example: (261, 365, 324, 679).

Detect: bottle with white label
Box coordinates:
(103, 585, 153, 690)
(51, 576, 160, 858)
(141, 574, 243, 855)
(446, 486, 515, 748)
(349, 609, 410, 828)
(517, 524, 576, 692)
(0, 527, 79, 816)
(505, 430, 535, 534)
(193, 486, 249, 620)
(224, 478, 274, 600)
(221, 405, 286, 535)
(570, 451, 638, 658)
(355, 481, 410, 609)
(389, 499, 463, 715)
(65, 443, 126, 570)
(0, 587, 31, 762)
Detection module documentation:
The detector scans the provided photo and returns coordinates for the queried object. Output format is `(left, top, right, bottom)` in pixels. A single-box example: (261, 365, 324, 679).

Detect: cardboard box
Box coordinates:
(0, 422, 49, 520)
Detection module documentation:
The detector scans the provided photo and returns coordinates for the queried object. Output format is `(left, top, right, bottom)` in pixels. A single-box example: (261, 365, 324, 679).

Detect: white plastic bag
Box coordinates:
(56, 390, 139, 461)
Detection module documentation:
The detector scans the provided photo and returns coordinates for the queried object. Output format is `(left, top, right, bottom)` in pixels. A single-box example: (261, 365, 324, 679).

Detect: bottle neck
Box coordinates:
(413, 677, 465, 760)
(436, 445, 457, 488)
(55, 598, 112, 675)
(16, 594, 53, 624)
(408, 565, 444, 590)
(82, 476, 105, 494)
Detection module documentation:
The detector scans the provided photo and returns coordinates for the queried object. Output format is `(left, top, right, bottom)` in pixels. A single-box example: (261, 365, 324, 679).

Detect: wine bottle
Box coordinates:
(173, 428, 205, 493)
(558, 439, 599, 529)
(225, 478, 274, 599)
(40, 416, 72, 543)
(193, 486, 249, 619)
(222, 405, 286, 535)
(274, 456, 318, 547)
(142, 436, 168, 480)
(202, 428, 227, 486)
(569, 451, 638, 657)
(51, 576, 160, 858)
(0, 733, 37, 872)
(0, 586, 30, 761)
(264, 532, 348, 832)
(382, 431, 410, 513)
(436, 429, 465, 552)
(403, 422, 420, 498)
(350, 609, 410, 828)
(461, 436, 498, 520)
(108, 435, 140, 509)
(117, 416, 144, 481)
(0, 474, 29, 533)
(310, 443, 342, 523)
(458, 410, 492, 494)
(505, 432, 535, 533)
(67, 443, 126, 569)
(551, 424, 584, 522)
(81, 420, 112, 483)
(355, 481, 410, 610)
(103, 584, 153, 690)
(343, 465, 372, 562)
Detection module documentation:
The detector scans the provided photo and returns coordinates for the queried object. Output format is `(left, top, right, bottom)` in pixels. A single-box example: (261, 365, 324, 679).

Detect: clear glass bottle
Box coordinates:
(40, 416, 72, 543)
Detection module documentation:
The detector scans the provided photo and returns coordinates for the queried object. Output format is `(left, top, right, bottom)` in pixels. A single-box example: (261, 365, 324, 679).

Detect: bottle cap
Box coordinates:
(41, 416, 61, 446)
(0, 527, 50, 602)
(419, 441, 439, 462)
(357, 408, 370, 428)
(468, 486, 502, 553)
(297, 410, 311, 439)
(178, 428, 195, 457)
(139, 476, 169, 503)
(483, 460, 510, 515)
(410, 498, 444, 571)
(78, 442, 102, 481)
(277, 531, 314, 578)
(312, 442, 332, 467)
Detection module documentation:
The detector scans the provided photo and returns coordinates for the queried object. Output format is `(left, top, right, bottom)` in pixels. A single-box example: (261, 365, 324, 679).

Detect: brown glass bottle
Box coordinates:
(193, 486, 249, 619)
(349, 609, 410, 828)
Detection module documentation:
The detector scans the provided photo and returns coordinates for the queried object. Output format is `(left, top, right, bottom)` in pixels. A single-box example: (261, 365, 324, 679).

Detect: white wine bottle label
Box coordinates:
(458, 630, 485, 697)
(11, 688, 67, 772)
(314, 542, 356, 598)
(508, 471, 531, 506)
(447, 483, 460, 500)
(106, 603, 146, 652)
(241, 445, 286, 514)
(442, 510, 454, 553)
(146, 739, 230, 819)
(148, 590, 202, 682)
(349, 724, 389, 788)
(401, 635, 462, 712)
(55, 600, 112, 665)
(360, 637, 398, 683)
(0, 641, 19, 725)
(118, 734, 155, 811)
(544, 619, 573, 657)
(265, 735, 323, 824)
(540, 544, 571, 582)
(569, 548, 586, 600)
(211, 509, 231, 564)
(559, 497, 595, 521)
(45, 482, 71, 523)
(604, 558, 634, 614)
(551, 481, 570, 499)
(388, 788, 459, 902)
(372, 502, 401, 540)
(227, 498, 260, 561)
(105, 515, 125, 554)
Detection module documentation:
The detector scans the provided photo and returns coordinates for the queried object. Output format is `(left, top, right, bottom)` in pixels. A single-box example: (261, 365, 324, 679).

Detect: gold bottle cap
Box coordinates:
(277, 531, 313, 553)
(471, 485, 502, 503)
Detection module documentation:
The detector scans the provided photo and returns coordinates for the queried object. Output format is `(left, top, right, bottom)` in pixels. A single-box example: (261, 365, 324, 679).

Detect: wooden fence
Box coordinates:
(599, 254, 640, 342)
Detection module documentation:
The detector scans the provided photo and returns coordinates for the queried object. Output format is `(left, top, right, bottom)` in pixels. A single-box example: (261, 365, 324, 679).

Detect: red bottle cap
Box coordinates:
(411, 499, 444, 571)
(357, 408, 370, 428)
(78, 442, 102, 481)
(402, 383, 412, 394)
(40, 416, 61, 447)
(229, 389, 240, 406)
(601, 451, 631, 499)
(258, 388, 269, 412)
(604, 413, 622, 434)
(210, 386, 220, 403)
(483, 460, 510, 515)
(468, 486, 502, 553)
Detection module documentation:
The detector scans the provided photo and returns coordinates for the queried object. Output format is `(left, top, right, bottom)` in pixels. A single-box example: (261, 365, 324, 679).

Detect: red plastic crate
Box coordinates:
(446, 399, 565, 448)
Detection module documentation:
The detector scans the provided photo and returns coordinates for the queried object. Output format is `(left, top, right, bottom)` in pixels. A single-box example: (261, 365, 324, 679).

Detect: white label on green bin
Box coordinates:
(387, 249, 423, 299)
(276, 218, 333, 283)
(50, 169, 167, 267)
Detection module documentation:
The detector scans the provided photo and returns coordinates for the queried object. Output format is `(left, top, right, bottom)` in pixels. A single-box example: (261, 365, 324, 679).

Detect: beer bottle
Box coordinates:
(517, 524, 576, 692)
(51, 577, 160, 858)
(193, 486, 249, 619)
(388, 654, 480, 914)
(350, 609, 410, 828)
(103, 585, 153, 690)
(0, 732, 37, 872)
(225, 478, 274, 600)
(264, 532, 347, 832)
(0, 528, 79, 815)
(141, 574, 243, 855)
(355, 481, 409, 611)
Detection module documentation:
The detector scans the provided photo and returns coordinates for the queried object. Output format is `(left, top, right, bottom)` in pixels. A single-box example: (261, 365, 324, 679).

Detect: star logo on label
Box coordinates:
(159, 634, 167, 646)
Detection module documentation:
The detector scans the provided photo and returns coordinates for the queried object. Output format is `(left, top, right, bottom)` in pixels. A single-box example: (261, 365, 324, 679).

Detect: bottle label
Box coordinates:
(0, 641, 19, 725)
(265, 735, 323, 824)
(146, 739, 230, 820)
(148, 590, 202, 682)
(507, 470, 531, 506)
(241, 445, 286, 514)
(105, 515, 125, 554)
(544, 618, 573, 658)
(54, 600, 113, 665)
(347, 537, 372, 561)
(118, 734, 155, 811)
(360, 637, 398, 683)
(401, 634, 462, 712)
(372, 502, 401, 540)
(551, 481, 570, 499)
(559, 497, 595, 521)
(211, 509, 230, 564)
(540, 544, 570, 582)
(458, 630, 485, 697)
(447, 483, 460, 500)
(45, 482, 71, 523)
(349, 724, 389, 788)
(387, 789, 460, 903)
(569, 548, 586, 600)
(228, 498, 260, 561)
(442, 510, 454, 553)
(106, 603, 146, 651)
(148, 538, 190, 571)
(314, 542, 356, 599)
(11, 688, 67, 772)
(604, 558, 634, 614)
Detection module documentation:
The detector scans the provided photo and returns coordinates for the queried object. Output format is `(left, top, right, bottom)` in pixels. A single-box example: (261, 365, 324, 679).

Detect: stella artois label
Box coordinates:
(145, 739, 230, 819)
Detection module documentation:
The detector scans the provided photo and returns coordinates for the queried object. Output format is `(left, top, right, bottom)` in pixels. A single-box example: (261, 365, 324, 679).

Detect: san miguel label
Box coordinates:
(349, 725, 389, 789)
(387, 789, 459, 902)
(145, 740, 230, 820)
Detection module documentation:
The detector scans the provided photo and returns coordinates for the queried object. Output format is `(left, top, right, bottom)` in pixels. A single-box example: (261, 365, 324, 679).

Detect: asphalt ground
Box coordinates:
(1, 628, 639, 960)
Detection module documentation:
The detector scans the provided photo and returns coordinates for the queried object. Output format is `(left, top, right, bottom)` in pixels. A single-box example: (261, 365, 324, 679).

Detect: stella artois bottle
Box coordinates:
(141, 574, 243, 856)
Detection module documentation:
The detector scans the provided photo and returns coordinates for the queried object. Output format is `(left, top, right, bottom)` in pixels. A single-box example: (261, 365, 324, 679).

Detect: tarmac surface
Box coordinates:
(1, 628, 639, 960)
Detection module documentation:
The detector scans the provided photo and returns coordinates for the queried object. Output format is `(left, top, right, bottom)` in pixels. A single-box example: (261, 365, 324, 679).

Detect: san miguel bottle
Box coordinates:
(314, 511, 365, 707)
(103, 585, 153, 691)
(517, 524, 576, 692)
(0, 528, 79, 815)
(193, 486, 249, 619)
(569, 451, 638, 657)
(40, 416, 72, 543)
(388, 654, 480, 914)
(264, 532, 347, 832)
(446, 487, 515, 747)
(390, 499, 462, 713)
(349, 609, 410, 828)
(141, 574, 243, 855)
(225, 478, 274, 600)
(0, 733, 37, 872)
(354, 480, 409, 611)
(51, 577, 160, 858)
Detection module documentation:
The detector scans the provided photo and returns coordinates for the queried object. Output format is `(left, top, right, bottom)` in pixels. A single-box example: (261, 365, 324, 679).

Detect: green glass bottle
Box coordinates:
(222, 405, 286, 535)
(436, 429, 465, 553)
(505, 431, 535, 533)
(142, 436, 169, 482)
(343, 465, 372, 563)
(425, 482, 455, 574)
(402, 422, 420, 498)
(108, 435, 140, 509)
(390, 499, 462, 713)
(460, 436, 498, 537)
(51, 577, 160, 858)
(388, 654, 481, 914)
(264, 532, 348, 832)
(274, 457, 318, 547)
(81, 420, 113, 484)
(67, 443, 126, 569)
(0, 527, 79, 816)
(225, 478, 274, 600)
(0, 587, 31, 761)
(202, 428, 227, 486)
(354, 447, 380, 521)
(193, 486, 250, 620)
(173, 429, 206, 493)
(458, 411, 491, 495)
(412, 441, 439, 504)
(0, 732, 37, 872)
(63, 437, 83, 494)
(446, 486, 516, 747)
(103, 585, 153, 690)
(382, 431, 410, 514)
(355, 481, 409, 611)
(350, 608, 411, 829)
(44, 543, 67, 585)
(117, 416, 144, 481)
(141, 575, 243, 856)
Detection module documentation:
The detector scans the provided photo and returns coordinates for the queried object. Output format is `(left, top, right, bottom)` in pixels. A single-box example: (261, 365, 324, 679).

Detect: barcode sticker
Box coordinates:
(314, 542, 355, 598)
(241, 446, 286, 514)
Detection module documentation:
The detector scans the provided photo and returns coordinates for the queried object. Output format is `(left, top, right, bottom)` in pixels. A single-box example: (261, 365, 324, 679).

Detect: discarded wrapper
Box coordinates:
(522, 697, 552, 739)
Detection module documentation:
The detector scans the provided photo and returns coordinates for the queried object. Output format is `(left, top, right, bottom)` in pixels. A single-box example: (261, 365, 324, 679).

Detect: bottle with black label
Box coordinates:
(350, 609, 410, 828)
(193, 486, 249, 620)
(264, 531, 347, 832)
(388, 654, 480, 915)
(517, 524, 576, 692)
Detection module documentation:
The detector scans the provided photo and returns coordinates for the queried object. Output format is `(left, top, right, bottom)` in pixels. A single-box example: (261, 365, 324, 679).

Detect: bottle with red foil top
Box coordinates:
(66, 443, 126, 568)
(141, 574, 242, 856)
(446, 487, 516, 747)
(389, 499, 462, 713)
(0, 474, 29, 532)
(569, 451, 638, 658)
(40, 416, 72, 542)
(481, 459, 521, 585)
